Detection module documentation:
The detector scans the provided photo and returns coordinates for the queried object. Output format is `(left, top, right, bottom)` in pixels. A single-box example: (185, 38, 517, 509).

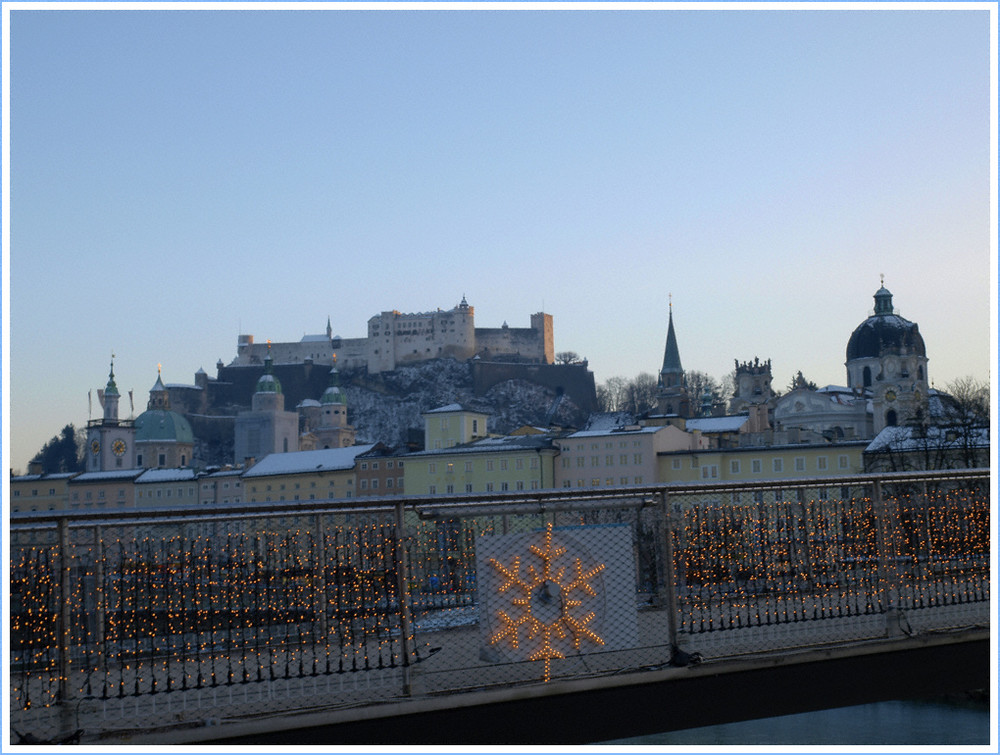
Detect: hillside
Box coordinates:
(193, 359, 592, 467)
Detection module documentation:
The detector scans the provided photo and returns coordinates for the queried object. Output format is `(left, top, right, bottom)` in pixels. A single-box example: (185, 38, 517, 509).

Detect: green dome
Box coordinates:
(256, 372, 282, 394)
(134, 410, 194, 443)
(256, 354, 281, 393)
(321, 368, 346, 405)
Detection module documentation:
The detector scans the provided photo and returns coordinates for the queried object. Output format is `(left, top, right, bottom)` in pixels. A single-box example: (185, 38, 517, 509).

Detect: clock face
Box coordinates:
(91, 439, 100, 455)
(885, 389, 897, 403)
(112, 439, 127, 457)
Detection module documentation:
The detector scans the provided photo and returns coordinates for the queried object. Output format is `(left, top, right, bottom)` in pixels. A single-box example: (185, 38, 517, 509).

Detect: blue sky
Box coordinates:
(4, 5, 995, 472)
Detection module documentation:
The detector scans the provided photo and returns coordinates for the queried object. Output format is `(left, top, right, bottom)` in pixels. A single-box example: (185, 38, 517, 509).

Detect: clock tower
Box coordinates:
(85, 356, 136, 471)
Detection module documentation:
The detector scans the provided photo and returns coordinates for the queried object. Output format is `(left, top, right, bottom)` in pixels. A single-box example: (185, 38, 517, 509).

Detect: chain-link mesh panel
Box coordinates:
(8, 473, 990, 744)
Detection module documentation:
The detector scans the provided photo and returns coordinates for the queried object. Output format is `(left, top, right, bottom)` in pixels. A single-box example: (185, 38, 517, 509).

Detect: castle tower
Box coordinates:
(85, 356, 136, 471)
(656, 301, 691, 417)
(730, 357, 775, 412)
(845, 280, 929, 433)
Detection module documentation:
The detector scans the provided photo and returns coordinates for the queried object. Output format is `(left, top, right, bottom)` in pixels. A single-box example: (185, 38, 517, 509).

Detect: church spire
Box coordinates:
(660, 299, 683, 386)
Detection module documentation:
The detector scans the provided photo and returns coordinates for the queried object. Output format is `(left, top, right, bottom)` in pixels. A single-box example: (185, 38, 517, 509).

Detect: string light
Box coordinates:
(8, 482, 989, 725)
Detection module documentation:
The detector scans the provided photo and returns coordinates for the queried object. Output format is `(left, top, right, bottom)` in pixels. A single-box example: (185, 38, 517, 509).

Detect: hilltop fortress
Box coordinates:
(231, 296, 554, 373)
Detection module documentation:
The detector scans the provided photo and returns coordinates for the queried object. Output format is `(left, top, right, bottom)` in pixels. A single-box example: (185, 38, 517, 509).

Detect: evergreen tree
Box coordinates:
(30, 424, 85, 474)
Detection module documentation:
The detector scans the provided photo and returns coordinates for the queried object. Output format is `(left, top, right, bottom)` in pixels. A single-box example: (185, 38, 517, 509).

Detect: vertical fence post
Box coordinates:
(57, 517, 75, 735)
(314, 513, 329, 640)
(393, 501, 414, 696)
(94, 525, 105, 677)
(872, 479, 898, 616)
(659, 491, 682, 664)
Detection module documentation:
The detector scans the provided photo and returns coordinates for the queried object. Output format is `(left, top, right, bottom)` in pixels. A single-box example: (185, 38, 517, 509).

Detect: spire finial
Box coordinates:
(669, 292, 672, 311)
(157, 362, 162, 376)
(880, 273, 884, 287)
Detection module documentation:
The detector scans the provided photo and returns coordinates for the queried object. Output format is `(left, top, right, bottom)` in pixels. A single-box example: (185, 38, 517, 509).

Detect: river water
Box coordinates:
(602, 697, 992, 746)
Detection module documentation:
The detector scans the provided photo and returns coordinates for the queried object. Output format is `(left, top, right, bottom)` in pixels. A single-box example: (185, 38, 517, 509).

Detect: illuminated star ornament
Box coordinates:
(487, 523, 606, 682)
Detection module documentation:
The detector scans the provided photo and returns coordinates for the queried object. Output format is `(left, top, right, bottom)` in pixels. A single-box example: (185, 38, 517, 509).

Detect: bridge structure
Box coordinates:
(7, 468, 991, 745)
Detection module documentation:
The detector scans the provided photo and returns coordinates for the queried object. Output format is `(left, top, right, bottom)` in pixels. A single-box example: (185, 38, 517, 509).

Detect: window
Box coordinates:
(500, 482, 509, 491)
(773, 458, 783, 473)
(465, 483, 473, 493)
(517, 480, 525, 490)
(576, 457, 585, 468)
(372, 462, 379, 470)
(515, 458, 524, 470)
(591, 456, 600, 467)
(591, 478, 600, 486)
(446, 484, 454, 494)
(530, 458, 538, 469)
(795, 457, 805, 472)
(730, 460, 740, 474)
(465, 461, 474, 472)
(620, 454, 628, 465)
(371, 479, 379, 489)
(838, 455, 849, 469)
(486, 482, 494, 492)
(387, 461, 394, 469)
(691, 458, 699, 469)
(672, 458, 681, 470)
(446, 462, 454, 473)
(752, 459, 762, 473)
(500, 459, 508, 471)
(634, 476, 643, 484)
(819, 488, 828, 500)
(633, 454, 643, 465)
(606, 455, 614, 466)
(428, 463, 436, 474)
(486, 460, 494, 471)
(386, 478, 394, 489)
(429, 485, 436, 494)
(817, 456, 828, 471)
(361, 462, 369, 471)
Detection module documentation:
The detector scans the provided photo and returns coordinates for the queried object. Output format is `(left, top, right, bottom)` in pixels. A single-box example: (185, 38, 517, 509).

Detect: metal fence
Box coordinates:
(8, 469, 990, 744)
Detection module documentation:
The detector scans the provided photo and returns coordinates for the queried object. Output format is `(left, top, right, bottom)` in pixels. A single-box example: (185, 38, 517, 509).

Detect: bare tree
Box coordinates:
(624, 372, 659, 416)
(596, 375, 629, 412)
(555, 351, 582, 365)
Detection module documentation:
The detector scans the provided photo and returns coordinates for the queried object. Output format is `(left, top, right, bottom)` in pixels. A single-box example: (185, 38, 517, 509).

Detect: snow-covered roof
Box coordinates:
(298, 399, 322, 407)
(686, 416, 749, 433)
(425, 403, 472, 414)
(408, 434, 555, 457)
(71, 469, 144, 483)
(300, 334, 330, 343)
(242, 444, 377, 477)
(865, 424, 990, 454)
(136, 468, 197, 484)
(565, 425, 664, 439)
(165, 383, 202, 391)
(200, 468, 244, 479)
(583, 412, 636, 432)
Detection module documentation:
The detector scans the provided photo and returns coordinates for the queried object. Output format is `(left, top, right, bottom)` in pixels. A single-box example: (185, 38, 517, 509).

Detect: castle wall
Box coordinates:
(471, 361, 599, 413)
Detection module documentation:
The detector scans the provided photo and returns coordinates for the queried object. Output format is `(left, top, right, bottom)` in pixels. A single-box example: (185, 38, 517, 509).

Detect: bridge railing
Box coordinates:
(8, 468, 990, 743)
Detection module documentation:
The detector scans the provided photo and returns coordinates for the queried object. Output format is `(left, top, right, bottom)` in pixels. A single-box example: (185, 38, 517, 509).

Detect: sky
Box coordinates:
(3, 3, 996, 474)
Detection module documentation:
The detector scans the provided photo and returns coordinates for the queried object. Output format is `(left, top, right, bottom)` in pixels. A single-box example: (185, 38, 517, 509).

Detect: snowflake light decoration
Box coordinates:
(487, 523, 606, 682)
